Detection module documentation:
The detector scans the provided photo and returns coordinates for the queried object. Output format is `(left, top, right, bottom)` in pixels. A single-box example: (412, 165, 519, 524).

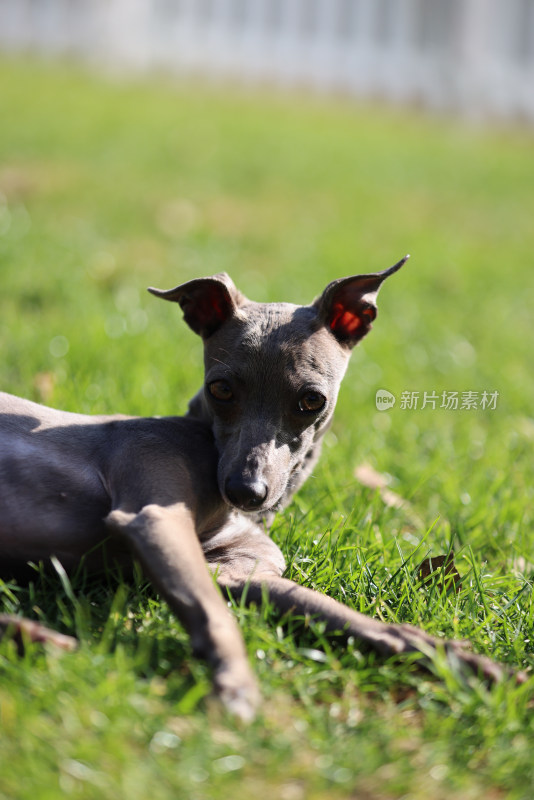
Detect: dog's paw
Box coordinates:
(214, 665, 261, 723)
(445, 640, 527, 686)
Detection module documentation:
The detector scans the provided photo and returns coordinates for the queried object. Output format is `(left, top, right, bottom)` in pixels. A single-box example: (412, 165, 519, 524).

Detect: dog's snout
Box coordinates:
(225, 475, 268, 511)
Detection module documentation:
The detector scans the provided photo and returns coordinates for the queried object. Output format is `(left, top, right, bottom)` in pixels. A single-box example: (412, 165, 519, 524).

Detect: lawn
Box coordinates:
(0, 57, 533, 800)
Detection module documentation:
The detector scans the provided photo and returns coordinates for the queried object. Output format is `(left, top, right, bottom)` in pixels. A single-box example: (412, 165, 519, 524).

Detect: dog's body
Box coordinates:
(0, 261, 516, 719)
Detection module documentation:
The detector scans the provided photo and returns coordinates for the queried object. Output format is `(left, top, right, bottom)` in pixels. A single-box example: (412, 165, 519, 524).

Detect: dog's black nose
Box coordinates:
(225, 476, 268, 511)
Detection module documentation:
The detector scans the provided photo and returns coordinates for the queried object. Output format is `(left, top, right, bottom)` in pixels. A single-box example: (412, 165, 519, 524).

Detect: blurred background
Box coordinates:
(0, 0, 533, 519)
(1, 9, 534, 796)
(1, 0, 534, 120)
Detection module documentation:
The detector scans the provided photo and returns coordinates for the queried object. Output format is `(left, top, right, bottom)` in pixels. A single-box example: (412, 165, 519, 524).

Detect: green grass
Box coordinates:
(1, 57, 533, 799)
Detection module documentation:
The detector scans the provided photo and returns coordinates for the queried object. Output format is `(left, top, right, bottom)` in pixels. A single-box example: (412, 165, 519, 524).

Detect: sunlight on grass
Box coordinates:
(1, 57, 533, 800)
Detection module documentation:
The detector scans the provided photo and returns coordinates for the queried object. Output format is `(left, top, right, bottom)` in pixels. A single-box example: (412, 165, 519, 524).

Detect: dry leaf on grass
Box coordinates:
(354, 463, 407, 509)
(354, 463, 425, 530)
(33, 371, 56, 403)
(417, 553, 462, 594)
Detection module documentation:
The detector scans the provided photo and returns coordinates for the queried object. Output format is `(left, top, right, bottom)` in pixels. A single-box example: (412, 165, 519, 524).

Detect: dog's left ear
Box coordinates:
(314, 255, 408, 348)
(148, 273, 246, 338)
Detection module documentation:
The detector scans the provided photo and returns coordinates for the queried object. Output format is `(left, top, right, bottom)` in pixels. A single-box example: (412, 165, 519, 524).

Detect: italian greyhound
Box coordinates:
(0, 258, 517, 720)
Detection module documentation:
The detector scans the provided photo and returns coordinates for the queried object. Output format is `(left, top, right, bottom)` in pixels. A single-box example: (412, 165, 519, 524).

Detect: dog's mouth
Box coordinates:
(217, 445, 304, 516)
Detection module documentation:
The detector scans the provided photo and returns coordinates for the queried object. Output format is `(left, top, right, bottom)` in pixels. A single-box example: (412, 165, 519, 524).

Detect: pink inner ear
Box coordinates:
(196, 287, 230, 327)
(329, 302, 364, 336)
(209, 292, 226, 320)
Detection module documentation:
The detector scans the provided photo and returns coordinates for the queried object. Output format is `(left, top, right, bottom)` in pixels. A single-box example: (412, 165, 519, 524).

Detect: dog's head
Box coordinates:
(149, 257, 407, 516)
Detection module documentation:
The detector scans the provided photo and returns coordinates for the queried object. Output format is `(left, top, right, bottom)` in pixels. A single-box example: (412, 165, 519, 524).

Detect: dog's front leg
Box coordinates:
(106, 504, 260, 721)
(219, 574, 524, 685)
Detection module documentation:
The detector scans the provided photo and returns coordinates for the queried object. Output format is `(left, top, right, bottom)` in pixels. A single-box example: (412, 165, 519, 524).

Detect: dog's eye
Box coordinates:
(298, 391, 326, 413)
(208, 380, 233, 402)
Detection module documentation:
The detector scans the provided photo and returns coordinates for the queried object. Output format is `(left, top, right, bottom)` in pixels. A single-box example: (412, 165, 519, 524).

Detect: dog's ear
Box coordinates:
(148, 273, 245, 338)
(314, 256, 408, 348)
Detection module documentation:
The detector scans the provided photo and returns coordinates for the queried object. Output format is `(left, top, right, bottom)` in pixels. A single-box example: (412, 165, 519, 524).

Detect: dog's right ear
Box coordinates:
(148, 273, 245, 338)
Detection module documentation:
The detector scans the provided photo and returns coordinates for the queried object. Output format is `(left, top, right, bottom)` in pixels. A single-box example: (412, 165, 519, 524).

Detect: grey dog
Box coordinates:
(0, 258, 514, 720)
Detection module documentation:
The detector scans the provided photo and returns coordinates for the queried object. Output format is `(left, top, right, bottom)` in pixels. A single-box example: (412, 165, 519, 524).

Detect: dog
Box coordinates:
(0, 258, 516, 720)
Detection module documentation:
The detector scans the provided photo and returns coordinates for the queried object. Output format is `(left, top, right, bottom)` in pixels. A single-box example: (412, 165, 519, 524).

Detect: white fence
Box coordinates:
(1, 0, 534, 120)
